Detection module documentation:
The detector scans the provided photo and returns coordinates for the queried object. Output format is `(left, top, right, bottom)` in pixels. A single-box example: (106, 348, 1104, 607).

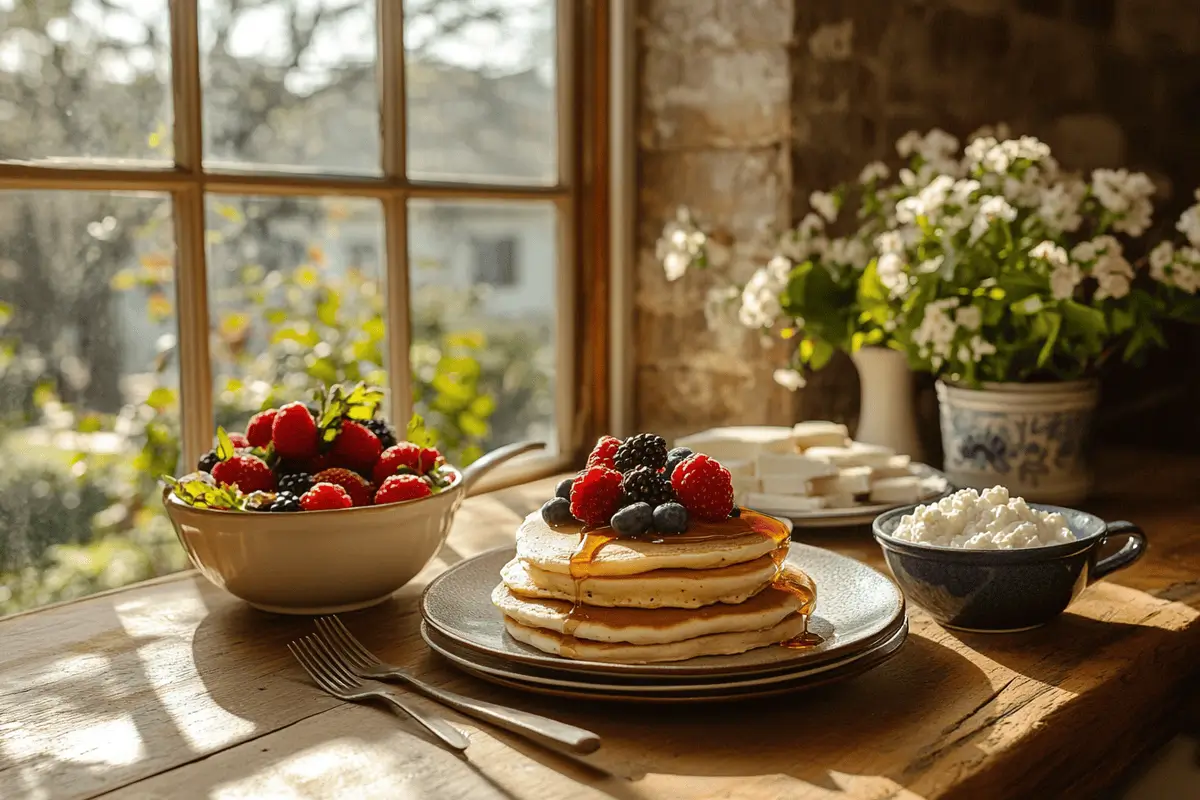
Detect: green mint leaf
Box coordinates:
(407, 413, 433, 448)
(216, 427, 235, 461)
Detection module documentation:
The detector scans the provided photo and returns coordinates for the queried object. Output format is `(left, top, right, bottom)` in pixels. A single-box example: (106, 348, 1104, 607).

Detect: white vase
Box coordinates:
(936, 380, 1099, 504)
(850, 347, 924, 461)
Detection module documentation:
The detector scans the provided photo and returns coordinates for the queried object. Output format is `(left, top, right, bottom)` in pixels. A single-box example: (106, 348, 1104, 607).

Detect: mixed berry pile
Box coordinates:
(166, 383, 455, 512)
(541, 433, 737, 536)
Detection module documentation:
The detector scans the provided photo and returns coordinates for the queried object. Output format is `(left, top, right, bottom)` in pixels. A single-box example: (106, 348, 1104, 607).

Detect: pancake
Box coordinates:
(500, 554, 778, 609)
(515, 511, 788, 577)
(503, 614, 812, 664)
(492, 567, 814, 645)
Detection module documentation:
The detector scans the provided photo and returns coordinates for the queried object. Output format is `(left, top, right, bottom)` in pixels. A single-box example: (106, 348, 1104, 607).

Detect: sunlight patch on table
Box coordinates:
(117, 588, 256, 751)
(208, 738, 418, 800)
(1, 714, 145, 768)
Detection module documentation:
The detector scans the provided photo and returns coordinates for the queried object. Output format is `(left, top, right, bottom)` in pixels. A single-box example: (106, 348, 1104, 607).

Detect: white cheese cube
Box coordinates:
(722, 458, 756, 478)
(791, 421, 850, 450)
(806, 443, 897, 468)
(820, 493, 860, 509)
(808, 466, 873, 497)
(675, 426, 794, 461)
(730, 473, 762, 498)
(869, 476, 924, 504)
(755, 452, 836, 481)
(745, 492, 826, 513)
(870, 455, 915, 481)
(759, 474, 813, 496)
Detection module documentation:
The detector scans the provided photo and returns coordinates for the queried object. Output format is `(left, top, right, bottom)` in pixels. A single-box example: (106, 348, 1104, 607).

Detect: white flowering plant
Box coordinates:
(868, 128, 1200, 383)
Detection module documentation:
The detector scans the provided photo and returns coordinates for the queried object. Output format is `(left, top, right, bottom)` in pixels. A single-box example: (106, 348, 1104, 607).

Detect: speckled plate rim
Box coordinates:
(422, 618, 908, 693)
(751, 464, 952, 529)
(430, 619, 909, 703)
(420, 544, 905, 678)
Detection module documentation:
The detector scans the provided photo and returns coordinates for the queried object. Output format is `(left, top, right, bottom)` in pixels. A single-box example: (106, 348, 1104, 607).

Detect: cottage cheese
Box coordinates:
(892, 486, 1075, 549)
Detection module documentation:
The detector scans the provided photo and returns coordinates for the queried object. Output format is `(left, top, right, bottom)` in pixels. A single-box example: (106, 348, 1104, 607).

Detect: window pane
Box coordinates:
(205, 195, 387, 433)
(405, 0, 557, 185)
(0, 191, 183, 616)
(199, 0, 380, 174)
(0, 1, 173, 163)
(409, 200, 557, 465)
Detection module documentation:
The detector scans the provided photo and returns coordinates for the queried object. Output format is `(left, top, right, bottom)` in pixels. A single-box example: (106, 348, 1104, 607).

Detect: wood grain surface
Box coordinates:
(2, 452, 1199, 800)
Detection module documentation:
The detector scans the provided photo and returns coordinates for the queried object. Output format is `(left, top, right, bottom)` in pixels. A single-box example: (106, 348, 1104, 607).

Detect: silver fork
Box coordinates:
(315, 616, 601, 755)
(288, 634, 470, 752)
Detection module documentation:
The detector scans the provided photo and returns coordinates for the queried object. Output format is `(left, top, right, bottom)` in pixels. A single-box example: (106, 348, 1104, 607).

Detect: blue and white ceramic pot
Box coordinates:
(936, 379, 1099, 504)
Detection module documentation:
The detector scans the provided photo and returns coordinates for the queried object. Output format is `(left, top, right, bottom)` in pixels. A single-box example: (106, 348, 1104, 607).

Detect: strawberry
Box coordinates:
(587, 436, 622, 470)
(569, 465, 623, 526)
(670, 454, 734, 522)
(211, 454, 276, 494)
(313, 467, 374, 507)
(329, 420, 382, 474)
(300, 482, 353, 511)
(374, 474, 433, 505)
(272, 402, 319, 458)
(372, 442, 421, 486)
(246, 408, 277, 448)
(227, 432, 251, 449)
(419, 446, 443, 473)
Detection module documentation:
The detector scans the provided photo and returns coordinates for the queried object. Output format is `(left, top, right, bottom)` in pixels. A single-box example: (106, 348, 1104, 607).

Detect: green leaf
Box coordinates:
(1061, 300, 1107, 338)
(146, 387, 176, 412)
(457, 411, 488, 438)
(809, 339, 835, 370)
(216, 427, 236, 461)
(317, 289, 341, 326)
(1037, 312, 1062, 367)
(407, 413, 434, 448)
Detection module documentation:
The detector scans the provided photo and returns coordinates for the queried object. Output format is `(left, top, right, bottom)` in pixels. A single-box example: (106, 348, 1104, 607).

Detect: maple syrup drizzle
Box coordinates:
(548, 509, 823, 655)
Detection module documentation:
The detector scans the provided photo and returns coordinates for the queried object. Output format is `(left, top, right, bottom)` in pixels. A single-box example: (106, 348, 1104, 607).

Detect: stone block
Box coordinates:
(639, 46, 792, 150)
(640, 0, 794, 48)
(1047, 112, 1127, 169)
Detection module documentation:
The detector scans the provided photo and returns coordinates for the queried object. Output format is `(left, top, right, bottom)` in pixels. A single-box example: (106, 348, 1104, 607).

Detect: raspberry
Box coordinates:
(301, 482, 353, 511)
(329, 420, 382, 474)
(374, 474, 433, 505)
(211, 454, 276, 494)
(273, 402, 319, 458)
(372, 442, 422, 485)
(246, 408, 278, 448)
(313, 467, 374, 507)
(419, 446, 443, 473)
(227, 432, 251, 449)
(613, 433, 668, 473)
(569, 465, 623, 527)
(670, 454, 734, 522)
(586, 436, 621, 470)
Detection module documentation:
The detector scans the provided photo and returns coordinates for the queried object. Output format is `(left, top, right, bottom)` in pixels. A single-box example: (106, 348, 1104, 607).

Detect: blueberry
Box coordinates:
(541, 497, 576, 527)
(653, 502, 690, 534)
(664, 447, 694, 477)
(555, 477, 573, 500)
(611, 502, 653, 536)
(729, 506, 742, 518)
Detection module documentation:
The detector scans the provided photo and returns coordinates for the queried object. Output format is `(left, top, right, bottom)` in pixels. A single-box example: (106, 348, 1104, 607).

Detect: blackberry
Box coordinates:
(613, 433, 668, 473)
(365, 418, 398, 450)
(620, 466, 675, 508)
(278, 472, 315, 496)
(197, 450, 220, 473)
(268, 491, 302, 512)
(664, 446, 694, 477)
(611, 502, 652, 536)
(653, 502, 690, 534)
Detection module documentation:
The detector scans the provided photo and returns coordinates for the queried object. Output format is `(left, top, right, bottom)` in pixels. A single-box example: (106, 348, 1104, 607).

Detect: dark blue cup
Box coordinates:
(872, 505, 1146, 632)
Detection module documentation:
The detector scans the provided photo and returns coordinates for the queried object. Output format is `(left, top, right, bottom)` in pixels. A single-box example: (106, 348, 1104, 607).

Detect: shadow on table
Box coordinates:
(444, 633, 996, 798)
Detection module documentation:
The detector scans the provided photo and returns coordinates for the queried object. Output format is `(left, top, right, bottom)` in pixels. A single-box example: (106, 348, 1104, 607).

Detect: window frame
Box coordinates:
(0, 0, 612, 487)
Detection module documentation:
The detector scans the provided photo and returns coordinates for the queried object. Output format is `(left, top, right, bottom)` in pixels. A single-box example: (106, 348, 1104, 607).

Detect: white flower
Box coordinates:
(810, 191, 839, 223)
(964, 136, 997, 168)
(1175, 194, 1200, 248)
(1071, 240, 1097, 263)
(1149, 242, 1175, 285)
(1175, 263, 1200, 294)
(656, 207, 710, 281)
(969, 335, 997, 359)
(766, 254, 792, 282)
(898, 167, 919, 188)
(859, 161, 889, 184)
(951, 179, 980, 207)
(917, 256, 944, 274)
(876, 252, 909, 297)
(797, 212, 825, 239)
(875, 231, 905, 254)
(896, 131, 922, 158)
(1092, 251, 1135, 300)
(970, 195, 1017, 243)
(895, 196, 923, 225)
(1018, 295, 1044, 314)
(773, 369, 807, 391)
(825, 237, 869, 269)
(1037, 179, 1086, 234)
(662, 251, 689, 281)
(967, 123, 1012, 143)
(912, 298, 961, 363)
(1030, 240, 1069, 267)
(738, 258, 793, 329)
(954, 305, 982, 331)
(1092, 169, 1155, 236)
(1049, 262, 1083, 300)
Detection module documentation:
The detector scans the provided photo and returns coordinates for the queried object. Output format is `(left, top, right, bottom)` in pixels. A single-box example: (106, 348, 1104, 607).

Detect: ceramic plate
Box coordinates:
(422, 618, 907, 693)
(420, 544, 905, 678)
(426, 619, 909, 703)
(751, 464, 952, 529)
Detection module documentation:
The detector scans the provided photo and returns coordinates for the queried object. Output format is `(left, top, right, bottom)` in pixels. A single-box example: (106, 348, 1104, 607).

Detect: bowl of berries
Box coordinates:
(162, 383, 543, 614)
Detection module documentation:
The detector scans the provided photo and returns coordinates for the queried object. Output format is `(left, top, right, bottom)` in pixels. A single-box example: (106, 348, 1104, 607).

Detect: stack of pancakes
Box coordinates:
(492, 510, 815, 664)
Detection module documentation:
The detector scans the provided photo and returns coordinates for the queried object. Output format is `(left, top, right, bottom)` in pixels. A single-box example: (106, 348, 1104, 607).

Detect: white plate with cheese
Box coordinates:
(674, 423, 953, 529)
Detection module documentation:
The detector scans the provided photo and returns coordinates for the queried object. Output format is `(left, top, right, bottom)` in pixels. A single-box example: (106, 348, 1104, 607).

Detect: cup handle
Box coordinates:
(1088, 521, 1147, 584)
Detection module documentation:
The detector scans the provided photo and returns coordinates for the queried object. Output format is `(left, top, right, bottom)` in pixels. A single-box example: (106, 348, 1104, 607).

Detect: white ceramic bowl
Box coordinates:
(163, 441, 543, 614)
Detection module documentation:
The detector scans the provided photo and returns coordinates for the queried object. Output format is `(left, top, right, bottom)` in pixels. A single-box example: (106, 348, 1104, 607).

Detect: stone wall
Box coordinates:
(635, 0, 1200, 448)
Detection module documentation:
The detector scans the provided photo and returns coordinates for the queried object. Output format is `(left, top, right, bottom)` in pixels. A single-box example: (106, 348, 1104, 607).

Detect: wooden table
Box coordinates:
(3, 452, 1200, 800)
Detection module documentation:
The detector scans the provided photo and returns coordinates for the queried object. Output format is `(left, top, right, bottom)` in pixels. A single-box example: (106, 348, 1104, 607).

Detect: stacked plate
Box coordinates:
(420, 545, 908, 702)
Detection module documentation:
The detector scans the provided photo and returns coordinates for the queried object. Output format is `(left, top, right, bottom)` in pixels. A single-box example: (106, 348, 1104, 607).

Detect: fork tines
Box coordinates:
(288, 634, 363, 695)
(315, 615, 383, 672)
